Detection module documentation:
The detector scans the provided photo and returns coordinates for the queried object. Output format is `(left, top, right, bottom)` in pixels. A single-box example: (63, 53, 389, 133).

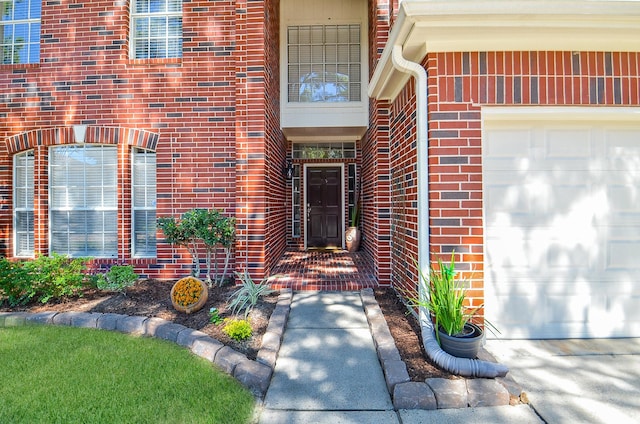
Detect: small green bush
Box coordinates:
(222, 318, 252, 341)
(0, 253, 91, 306)
(0, 258, 31, 306)
(209, 307, 224, 325)
(95, 265, 139, 293)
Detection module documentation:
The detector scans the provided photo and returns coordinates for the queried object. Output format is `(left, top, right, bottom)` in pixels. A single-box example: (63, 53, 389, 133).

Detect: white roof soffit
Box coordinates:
(369, 0, 640, 101)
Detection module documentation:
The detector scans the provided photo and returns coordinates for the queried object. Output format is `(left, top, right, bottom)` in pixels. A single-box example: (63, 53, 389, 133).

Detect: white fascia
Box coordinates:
(369, 0, 640, 101)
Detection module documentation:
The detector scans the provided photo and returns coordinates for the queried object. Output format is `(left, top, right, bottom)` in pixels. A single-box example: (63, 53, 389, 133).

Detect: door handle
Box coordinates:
(307, 203, 311, 220)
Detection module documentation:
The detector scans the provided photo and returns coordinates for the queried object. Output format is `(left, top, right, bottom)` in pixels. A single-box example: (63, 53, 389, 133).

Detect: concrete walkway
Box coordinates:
(257, 291, 542, 424)
(259, 291, 397, 423)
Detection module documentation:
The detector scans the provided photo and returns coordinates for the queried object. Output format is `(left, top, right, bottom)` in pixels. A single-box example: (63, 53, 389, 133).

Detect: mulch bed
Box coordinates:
(2, 280, 455, 380)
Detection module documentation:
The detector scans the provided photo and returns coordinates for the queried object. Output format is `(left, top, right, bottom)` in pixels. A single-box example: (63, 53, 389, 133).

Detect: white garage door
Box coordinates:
(483, 108, 640, 339)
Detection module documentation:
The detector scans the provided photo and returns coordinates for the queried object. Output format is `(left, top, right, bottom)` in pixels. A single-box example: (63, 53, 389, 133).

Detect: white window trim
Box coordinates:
(132, 147, 157, 258)
(13, 150, 34, 257)
(49, 144, 118, 258)
(286, 24, 362, 104)
(1, 0, 41, 65)
(129, 0, 183, 59)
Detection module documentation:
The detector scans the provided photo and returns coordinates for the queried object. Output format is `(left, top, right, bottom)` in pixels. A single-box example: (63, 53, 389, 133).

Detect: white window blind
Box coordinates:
(132, 148, 156, 257)
(288, 24, 361, 103)
(1, 0, 41, 64)
(13, 150, 34, 256)
(49, 145, 117, 257)
(131, 0, 182, 59)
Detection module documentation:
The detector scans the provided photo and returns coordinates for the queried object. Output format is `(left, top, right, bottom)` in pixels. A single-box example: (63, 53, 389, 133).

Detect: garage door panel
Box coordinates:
(484, 117, 640, 339)
(607, 241, 640, 269)
(546, 129, 593, 158)
(607, 184, 640, 212)
(483, 129, 533, 157)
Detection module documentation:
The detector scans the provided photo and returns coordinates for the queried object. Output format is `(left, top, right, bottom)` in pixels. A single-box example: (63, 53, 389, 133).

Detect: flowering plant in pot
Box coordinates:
(410, 252, 494, 359)
(170, 276, 208, 314)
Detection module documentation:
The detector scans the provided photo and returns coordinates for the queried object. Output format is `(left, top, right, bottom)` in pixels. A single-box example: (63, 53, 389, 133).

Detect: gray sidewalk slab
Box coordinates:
(258, 410, 400, 424)
(286, 291, 369, 329)
(399, 405, 543, 423)
(261, 291, 393, 416)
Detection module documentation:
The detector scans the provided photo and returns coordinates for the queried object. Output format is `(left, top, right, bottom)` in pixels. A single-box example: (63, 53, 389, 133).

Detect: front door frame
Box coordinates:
(303, 163, 345, 250)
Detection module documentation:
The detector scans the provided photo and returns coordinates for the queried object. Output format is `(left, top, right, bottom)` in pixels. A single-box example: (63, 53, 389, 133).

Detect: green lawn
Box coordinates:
(0, 325, 255, 424)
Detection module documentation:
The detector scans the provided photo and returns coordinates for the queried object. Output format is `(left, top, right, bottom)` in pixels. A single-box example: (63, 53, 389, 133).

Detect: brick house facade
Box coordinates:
(2, 1, 639, 338)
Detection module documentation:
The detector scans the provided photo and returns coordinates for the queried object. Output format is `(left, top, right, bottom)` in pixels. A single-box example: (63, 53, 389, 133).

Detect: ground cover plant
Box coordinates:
(0, 254, 91, 306)
(0, 325, 255, 424)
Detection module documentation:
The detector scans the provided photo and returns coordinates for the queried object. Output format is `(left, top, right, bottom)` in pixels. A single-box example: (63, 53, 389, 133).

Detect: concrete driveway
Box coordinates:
(485, 338, 640, 424)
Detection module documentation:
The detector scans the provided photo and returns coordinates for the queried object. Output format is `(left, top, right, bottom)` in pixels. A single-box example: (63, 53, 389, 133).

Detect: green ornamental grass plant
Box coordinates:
(227, 270, 275, 318)
(410, 252, 493, 344)
(0, 325, 254, 424)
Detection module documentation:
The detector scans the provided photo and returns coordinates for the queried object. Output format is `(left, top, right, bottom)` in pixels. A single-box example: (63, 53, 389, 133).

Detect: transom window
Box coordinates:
(1, 0, 41, 64)
(287, 24, 361, 103)
(131, 0, 182, 59)
(49, 145, 118, 258)
(292, 142, 356, 159)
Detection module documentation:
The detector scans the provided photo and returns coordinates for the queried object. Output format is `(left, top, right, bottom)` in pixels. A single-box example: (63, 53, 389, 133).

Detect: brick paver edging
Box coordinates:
(360, 288, 527, 410)
(0, 288, 293, 399)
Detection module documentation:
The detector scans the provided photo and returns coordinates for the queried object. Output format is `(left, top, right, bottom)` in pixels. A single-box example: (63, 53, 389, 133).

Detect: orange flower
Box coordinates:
(172, 277, 203, 306)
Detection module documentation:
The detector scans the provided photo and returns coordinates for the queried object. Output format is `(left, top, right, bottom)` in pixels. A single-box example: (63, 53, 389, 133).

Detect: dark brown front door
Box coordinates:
(307, 167, 342, 249)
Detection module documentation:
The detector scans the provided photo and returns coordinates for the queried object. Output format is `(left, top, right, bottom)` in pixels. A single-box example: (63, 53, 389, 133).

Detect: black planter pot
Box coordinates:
(437, 322, 483, 359)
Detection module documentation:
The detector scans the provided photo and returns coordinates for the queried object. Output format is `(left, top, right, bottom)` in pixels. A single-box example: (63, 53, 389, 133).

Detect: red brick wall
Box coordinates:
(0, 1, 243, 279)
(391, 51, 640, 308)
(389, 80, 419, 297)
(232, 0, 287, 282)
(363, 0, 392, 285)
(262, 0, 288, 276)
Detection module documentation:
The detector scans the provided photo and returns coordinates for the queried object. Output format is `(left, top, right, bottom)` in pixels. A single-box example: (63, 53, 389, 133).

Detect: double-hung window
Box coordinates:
(13, 150, 34, 257)
(131, 0, 182, 59)
(49, 145, 118, 258)
(132, 148, 156, 257)
(1, 0, 41, 64)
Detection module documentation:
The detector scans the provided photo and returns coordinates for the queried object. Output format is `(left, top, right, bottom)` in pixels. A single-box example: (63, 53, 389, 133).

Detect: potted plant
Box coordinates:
(170, 276, 208, 314)
(411, 252, 489, 359)
(345, 200, 361, 252)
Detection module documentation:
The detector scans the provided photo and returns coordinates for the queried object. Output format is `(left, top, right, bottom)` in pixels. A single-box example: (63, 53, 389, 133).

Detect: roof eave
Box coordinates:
(368, 0, 640, 101)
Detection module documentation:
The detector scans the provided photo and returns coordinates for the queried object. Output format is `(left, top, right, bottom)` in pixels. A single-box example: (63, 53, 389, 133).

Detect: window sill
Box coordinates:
(127, 58, 182, 66)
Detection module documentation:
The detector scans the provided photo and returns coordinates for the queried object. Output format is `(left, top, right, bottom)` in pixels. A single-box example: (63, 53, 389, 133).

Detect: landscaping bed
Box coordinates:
(2, 281, 453, 380)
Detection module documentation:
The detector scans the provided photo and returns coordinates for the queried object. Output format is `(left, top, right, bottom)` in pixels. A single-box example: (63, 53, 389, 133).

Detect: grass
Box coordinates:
(0, 325, 255, 424)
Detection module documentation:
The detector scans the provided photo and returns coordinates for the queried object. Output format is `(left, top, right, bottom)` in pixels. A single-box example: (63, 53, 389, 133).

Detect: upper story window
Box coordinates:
(1, 0, 41, 64)
(287, 24, 361, 103)
(131, 0, 182, 59)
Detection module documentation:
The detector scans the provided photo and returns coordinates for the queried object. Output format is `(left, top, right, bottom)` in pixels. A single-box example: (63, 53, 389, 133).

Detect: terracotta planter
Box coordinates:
(437, 322, 483, 359)
(170, 277, 208, 314)
(345, 226, 361, 252)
